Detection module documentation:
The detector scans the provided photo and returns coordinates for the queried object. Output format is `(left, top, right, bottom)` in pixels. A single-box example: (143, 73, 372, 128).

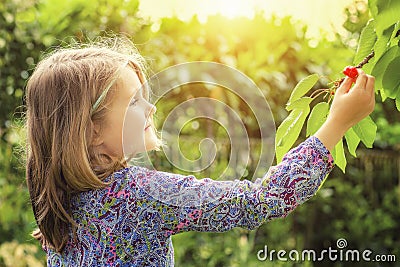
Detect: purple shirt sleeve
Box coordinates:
(134, 136, 334, 236)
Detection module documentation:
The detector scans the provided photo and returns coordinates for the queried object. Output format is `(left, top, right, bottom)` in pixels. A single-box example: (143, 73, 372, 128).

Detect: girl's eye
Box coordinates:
(129, 99, 139, 106)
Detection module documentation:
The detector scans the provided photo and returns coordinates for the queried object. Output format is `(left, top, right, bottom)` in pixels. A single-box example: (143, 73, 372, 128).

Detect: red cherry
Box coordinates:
(342, 66, 358, 79)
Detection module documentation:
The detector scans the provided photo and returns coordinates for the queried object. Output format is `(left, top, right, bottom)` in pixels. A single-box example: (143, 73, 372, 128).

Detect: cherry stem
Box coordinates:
(311, 89, 329, 100)
(327, 91, 334, 104)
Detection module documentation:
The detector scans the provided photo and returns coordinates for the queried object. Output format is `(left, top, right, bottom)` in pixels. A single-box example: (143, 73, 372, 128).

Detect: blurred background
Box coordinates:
(0, 0, 399, 266)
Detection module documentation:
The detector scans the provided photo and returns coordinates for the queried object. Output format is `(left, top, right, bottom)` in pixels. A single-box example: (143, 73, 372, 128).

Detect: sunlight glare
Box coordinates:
(213, 0, 255, 19)
(139, 0, 358, 38)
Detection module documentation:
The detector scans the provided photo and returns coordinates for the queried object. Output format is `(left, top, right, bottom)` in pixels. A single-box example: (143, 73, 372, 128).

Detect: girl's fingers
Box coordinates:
(365, 75, 375, 97)
(354, 71, 368, 90)
(337, 77, 354, 94)
(367, 76, 376, 111)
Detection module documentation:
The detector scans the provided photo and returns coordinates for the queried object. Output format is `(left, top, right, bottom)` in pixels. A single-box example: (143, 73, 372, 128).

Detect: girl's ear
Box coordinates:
(91, 122, 104, 146)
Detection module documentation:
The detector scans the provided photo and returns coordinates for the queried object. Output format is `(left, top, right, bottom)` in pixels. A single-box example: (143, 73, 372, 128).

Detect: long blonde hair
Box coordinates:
(25, 37, 154, 252)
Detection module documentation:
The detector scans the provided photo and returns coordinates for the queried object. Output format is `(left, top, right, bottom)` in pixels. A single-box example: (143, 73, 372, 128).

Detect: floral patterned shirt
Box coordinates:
(46, 136, 334, 266)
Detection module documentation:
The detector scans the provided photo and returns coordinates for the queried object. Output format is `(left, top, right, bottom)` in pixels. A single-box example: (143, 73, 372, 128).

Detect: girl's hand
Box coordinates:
(314, 69, 375, 151)
(328, 69, 375, 131)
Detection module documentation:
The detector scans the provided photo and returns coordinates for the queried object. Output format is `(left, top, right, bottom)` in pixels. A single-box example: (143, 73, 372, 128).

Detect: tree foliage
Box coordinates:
(0, 0, 399, 266)
(275, 0, 400, 171)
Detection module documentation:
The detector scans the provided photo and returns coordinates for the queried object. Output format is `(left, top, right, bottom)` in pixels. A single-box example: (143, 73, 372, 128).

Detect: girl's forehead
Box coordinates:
(126, 62, 149, 96)
(115, 67, 139, 97)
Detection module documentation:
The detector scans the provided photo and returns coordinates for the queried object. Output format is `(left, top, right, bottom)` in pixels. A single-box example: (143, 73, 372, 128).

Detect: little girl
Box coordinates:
(25, 38, 375, 266)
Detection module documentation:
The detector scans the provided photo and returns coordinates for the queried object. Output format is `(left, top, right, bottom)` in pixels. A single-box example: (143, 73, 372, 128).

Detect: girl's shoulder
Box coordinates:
(109, 165, 161, 183)
(103, 165, 151, 183)
(101, 165, 175, 197)
(110, 165, 188, 185)
(72, 166, 145, 201)
(71, 166, 155, 211)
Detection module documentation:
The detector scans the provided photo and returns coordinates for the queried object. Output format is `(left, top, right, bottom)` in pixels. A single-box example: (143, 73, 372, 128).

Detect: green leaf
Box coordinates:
(333, 139, 347, 173)
(368, 0, 378, 19)
(389, 22, 400, 46)
(352, 116, 377, 148)
(306, 102, 329, 136)
(373, 24, 395, 59)
(286, 97, 313, 111)
(379, 86, 388, 101)
(371, 46, 400, 92)
(275, 107, 310, 163)
(353, 20, 377, 66)
(382, 56, 400, 98)
(287, 74, 319, 105)
(396, 90, 400, 111)
(374, 0, 400, 36)
(344, 128, 360, 157)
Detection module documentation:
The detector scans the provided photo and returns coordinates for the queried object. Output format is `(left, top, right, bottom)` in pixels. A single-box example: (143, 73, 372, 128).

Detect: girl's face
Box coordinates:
(98, 66, 157, 158)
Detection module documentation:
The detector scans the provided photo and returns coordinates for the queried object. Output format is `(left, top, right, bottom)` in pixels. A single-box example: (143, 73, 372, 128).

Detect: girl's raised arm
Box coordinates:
(129, 135, 333, 236)
(127, 69, 374, 236)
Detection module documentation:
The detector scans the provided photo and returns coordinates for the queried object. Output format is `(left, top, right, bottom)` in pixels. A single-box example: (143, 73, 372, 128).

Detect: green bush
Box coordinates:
(0, 0, 399, 266)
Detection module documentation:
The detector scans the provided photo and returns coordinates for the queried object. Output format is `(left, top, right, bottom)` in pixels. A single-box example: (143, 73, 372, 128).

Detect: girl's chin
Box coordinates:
(144, 140, 158, 152)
